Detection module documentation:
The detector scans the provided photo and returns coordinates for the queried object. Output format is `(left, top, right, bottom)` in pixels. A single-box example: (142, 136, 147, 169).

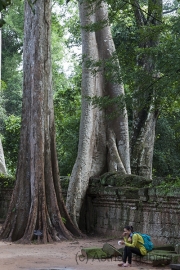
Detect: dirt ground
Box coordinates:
(0, 236, 171, 270)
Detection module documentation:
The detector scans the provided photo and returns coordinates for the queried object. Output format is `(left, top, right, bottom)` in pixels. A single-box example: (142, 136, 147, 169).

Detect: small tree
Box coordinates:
(0, 0, 81, 243)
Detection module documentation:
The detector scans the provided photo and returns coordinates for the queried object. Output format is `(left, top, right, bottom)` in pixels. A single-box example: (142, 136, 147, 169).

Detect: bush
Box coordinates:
(0, 173, 15, 188)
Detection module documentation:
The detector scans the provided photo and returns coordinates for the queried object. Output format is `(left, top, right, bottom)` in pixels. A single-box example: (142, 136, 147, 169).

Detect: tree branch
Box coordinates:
(130, 0, 147, 26)
(120, 0, 163, 25)
(147, 0, 162, 25)
(163, 7, 178, 14)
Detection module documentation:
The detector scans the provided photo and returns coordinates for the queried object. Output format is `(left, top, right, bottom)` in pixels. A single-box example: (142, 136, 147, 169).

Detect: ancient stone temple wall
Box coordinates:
(1, 173, 180, 246)
(80, 175, 180, 246)
(0, 188, 12, 221)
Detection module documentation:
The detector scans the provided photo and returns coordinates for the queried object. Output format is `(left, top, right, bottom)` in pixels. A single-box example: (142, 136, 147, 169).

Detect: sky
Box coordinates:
(53, 1, 82, 77)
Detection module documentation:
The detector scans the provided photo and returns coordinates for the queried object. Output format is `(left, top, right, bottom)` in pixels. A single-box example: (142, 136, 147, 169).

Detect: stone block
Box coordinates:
(102, 243, 123, 257)
(153, 245, 175, 251)
(81, 247, 108, 259)
(170, 264, 180, 269)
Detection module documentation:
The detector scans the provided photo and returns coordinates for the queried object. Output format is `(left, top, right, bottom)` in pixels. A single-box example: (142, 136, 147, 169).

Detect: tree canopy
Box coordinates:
(1, 0, 180, 178)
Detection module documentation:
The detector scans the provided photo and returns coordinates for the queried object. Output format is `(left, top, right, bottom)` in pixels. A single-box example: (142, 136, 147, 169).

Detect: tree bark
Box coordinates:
(0, 0, 82, 243)
(0, 10, 7, 175)
(0, 138, 7, 174)
(130, 0, 162, 179)
(0, 12, 7, 174)
(66, 0, 130, 226)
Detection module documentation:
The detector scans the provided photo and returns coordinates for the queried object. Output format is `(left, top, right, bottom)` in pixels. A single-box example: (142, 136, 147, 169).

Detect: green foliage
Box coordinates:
(51, 12, 65, 71)
(51, 1, 82, 175)
(60, 176, 70, 190)
(2, 0, 24, 37)
(0, 80, 7, 130)
(83, 53, 123, 84)
(111, 1, 180, 113)
(54, 69, 81, 175)
(0, 173, 15, 188)
(3, 115, 21, 175)
(153, 112, 180, 177)
(0, 0, 23, 175)
(0, 0, 11, 13)
(0, 18, 6, 27)
(1, 0, 23, 117)
(81, 247, 108, 259)
(107, 0, 180, 178)
(154, 18, 180, 111)
(158, 177, 180, 188)
(1, 0, 180, 181)
(1, 0, 82, 176)
(153, 176, 180, 196)
(81, 19, 108, 32)
(86, 94, 127, 120)
(63, 1, 81, 48)
(61, 217, 66, 224)
(99, 172, 152, 188)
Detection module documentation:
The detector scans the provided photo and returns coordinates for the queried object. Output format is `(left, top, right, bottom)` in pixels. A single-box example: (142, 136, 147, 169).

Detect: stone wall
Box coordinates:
(79, 174, 180, 246)
(0, 188, 12, 221)
(1, 173, 180, 246)
(0, 176, 69, 222)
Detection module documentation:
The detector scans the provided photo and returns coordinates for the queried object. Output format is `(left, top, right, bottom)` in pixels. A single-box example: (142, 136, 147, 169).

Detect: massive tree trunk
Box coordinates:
(0, 0, 81, 243)
(130, 0, 162, 179)
(66, 0, 130, 226)
(0, 138, 7, 174)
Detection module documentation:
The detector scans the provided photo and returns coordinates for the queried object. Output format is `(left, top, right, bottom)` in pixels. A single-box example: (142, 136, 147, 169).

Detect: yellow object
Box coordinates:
(124, 233, 147, 255)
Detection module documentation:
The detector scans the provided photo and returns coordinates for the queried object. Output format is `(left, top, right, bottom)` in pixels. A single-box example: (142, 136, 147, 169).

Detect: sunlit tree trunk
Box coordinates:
(0, 139, 7, 174)
(0, 0, 81, 243)
(66, 0, 130, 226)
(0, 12, 7, 175)
(130, 0, 162, 179)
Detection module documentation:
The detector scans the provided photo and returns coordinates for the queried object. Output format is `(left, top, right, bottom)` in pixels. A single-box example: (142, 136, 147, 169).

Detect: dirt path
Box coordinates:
(0, 236, 171, 270)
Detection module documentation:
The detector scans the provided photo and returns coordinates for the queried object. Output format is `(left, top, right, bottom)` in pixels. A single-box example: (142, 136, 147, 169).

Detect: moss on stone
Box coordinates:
(89, 177, 101, 187)
(147, 252, 180, 265)
(81, 247, 109, 259)
(135, 249, 180, 266)
(102, 243, 123, 257)
(153, 245, 175, 251)
(98, 172, 152, 188)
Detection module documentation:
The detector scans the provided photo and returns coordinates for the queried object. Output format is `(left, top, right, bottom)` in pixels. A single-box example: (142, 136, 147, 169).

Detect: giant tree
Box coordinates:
(66, 0, 131, 226)
(66, 0, 165, 226)
(0, 0, 81, 243)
